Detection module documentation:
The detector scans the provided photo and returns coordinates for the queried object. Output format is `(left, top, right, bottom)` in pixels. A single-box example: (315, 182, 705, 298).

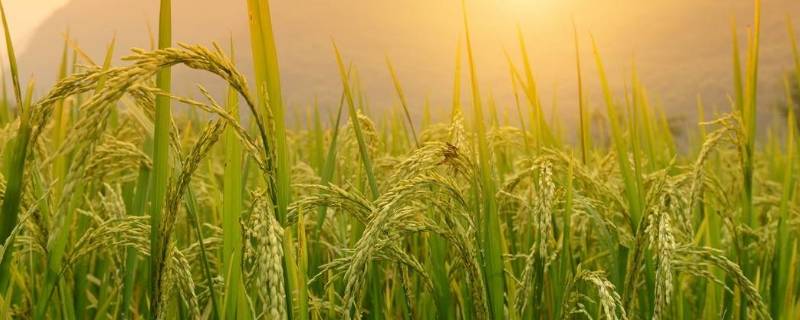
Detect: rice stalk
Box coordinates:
(0, 0, 29, 292)
(149, 0, 173, 316)
(461, 1, 506, 318)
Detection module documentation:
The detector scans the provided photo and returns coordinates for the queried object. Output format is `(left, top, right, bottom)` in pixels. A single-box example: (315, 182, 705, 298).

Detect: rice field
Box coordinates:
(1, 0, 799, 319)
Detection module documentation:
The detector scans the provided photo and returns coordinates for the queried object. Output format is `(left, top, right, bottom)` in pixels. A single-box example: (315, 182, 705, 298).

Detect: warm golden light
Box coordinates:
(502, 0, 558, 10)
(6, 0, 800, 121)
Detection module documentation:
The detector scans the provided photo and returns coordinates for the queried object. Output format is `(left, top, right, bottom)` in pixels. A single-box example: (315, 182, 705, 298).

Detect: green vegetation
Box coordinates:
(0, 0, 798, 319)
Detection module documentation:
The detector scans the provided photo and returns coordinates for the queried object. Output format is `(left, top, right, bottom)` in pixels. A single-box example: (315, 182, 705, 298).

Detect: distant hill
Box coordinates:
(17, 0, 253, 107)
(13, 0, 800, 127)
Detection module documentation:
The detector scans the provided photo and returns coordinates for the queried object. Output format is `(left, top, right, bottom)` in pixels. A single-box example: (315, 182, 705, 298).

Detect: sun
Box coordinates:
(503, 0, 558, 9)
(495, 0, 562, 20)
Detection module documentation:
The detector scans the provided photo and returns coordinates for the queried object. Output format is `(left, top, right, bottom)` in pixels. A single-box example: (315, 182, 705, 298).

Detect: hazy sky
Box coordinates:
(5, 1, 69, 50)
(5, 0, 800, 132)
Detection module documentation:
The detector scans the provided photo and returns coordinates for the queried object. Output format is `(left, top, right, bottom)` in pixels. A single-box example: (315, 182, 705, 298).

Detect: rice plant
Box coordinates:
(0, 0, 798, 319)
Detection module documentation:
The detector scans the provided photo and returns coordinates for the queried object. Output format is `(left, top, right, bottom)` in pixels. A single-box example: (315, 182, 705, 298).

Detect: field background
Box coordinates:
(6, 0, 800, 128)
